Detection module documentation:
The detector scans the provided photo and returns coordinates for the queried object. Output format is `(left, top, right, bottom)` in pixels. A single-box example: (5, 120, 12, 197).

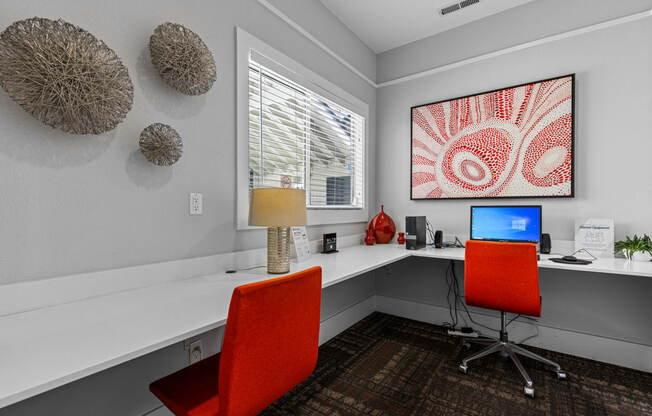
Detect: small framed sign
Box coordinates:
(291, 226, 311, 262)
(574, 218, 614, 258)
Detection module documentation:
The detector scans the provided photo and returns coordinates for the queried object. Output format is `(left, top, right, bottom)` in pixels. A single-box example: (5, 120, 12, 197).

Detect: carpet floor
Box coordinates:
(261, 312, 652, 416)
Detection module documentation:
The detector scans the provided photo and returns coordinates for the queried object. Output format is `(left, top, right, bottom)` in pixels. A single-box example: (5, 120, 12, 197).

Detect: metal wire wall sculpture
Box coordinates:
(0, 17, 134, 135)
(149, 22, 217, 95)
(139, 123, 183, 166)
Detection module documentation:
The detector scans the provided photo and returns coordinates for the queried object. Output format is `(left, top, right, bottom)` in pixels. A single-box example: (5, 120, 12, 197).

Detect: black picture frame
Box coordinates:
(410, 73, 575, 201)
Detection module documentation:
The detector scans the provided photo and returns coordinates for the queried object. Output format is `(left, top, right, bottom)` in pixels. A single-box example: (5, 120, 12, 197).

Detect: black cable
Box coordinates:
(449, 260, 501, 333)
(425, 219, 436, 246)
(506, 314, 521, 326)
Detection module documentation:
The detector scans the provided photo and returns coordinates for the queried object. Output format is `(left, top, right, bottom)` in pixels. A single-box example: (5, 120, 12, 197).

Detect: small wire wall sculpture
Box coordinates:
(139, 123, 183, 166)
(149, 22, 217, 95)
(0, 18, 134, 135)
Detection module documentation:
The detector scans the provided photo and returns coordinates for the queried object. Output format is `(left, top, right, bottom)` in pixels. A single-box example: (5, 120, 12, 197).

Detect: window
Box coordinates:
(247, 59, 365, 209)
(236, 28, 369, 228)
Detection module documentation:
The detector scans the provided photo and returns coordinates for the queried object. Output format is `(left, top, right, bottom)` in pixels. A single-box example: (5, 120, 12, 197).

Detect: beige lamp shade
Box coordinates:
(249, 188, 307, 227)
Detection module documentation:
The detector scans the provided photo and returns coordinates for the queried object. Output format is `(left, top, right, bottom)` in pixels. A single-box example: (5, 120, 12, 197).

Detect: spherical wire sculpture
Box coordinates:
(0, 17, 134, 134)
(149, 22, 216, 96)
(139, 123, 183, 166)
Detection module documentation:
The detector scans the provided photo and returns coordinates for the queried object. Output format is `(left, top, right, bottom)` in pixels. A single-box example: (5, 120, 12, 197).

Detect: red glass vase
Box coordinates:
(369, 205, 396, 244)
(397, 232, 406, 245)
(365, 228, 376, 245)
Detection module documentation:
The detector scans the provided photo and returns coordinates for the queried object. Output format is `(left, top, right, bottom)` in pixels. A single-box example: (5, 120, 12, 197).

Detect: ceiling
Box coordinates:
(320, 0, 534, 53)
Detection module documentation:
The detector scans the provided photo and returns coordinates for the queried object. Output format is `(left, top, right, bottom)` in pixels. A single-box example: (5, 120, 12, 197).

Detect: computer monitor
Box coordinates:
(470, 205, 542, 244)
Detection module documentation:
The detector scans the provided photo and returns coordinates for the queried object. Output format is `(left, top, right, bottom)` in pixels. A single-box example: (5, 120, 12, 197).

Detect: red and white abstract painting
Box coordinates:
(411, 75, 574, 199)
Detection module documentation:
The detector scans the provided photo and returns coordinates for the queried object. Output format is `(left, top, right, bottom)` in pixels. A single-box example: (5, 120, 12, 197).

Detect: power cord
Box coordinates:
(225, 265, 267, 273)
(425, 219, 436, 246)
(442, 260, 500, 334)
(549, 248, 597, 259)
(443, 260, 538, 335)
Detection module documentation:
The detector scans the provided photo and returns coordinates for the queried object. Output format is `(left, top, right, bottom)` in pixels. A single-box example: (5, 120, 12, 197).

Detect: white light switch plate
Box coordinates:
(189, 193, 203, 215)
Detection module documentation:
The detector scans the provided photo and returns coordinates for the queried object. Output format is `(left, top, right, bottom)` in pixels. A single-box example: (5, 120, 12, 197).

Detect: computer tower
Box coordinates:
(405, 216, 426, 250)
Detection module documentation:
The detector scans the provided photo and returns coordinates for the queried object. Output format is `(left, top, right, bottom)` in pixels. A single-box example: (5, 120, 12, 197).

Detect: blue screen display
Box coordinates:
(471, 206, 541, 243)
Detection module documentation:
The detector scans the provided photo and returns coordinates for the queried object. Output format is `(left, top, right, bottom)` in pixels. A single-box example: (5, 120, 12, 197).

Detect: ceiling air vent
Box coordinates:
(440, 0, 480, 15)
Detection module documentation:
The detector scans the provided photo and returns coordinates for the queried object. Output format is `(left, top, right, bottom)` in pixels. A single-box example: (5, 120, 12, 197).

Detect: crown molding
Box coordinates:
(257, 0, 377, 88)
(259, 1, 651, 89)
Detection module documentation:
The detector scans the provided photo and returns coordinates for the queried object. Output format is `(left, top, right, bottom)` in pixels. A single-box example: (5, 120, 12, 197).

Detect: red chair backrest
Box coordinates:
(464, 241, 541, 317)
(218, 267, 322, 416)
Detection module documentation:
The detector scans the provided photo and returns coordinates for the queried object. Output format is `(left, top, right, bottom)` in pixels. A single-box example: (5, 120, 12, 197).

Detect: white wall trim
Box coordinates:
(376, 296, 652, 372)
(258, 1, 651, 90)
(257, 0, 377, 88)
(376, 10, 652, 87)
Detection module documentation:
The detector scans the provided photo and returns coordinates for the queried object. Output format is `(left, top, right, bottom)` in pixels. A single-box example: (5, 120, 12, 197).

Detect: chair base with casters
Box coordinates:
(458, 311, 566, 398)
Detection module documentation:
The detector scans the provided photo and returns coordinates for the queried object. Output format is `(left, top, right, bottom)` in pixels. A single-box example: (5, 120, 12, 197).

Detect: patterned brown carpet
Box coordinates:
(261, 312, 652, 416)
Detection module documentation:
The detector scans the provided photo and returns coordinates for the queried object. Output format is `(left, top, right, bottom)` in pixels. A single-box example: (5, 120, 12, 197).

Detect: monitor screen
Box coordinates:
(470, 206, 541, 243)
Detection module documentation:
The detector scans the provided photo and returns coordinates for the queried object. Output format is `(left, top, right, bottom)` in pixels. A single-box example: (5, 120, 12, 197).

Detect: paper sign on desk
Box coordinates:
(291, 226, 311, 262)
(574, 218, 614, 258)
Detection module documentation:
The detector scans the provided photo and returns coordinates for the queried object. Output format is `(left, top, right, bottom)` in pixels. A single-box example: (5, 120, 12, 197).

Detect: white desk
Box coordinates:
(1, 244, 650, 408)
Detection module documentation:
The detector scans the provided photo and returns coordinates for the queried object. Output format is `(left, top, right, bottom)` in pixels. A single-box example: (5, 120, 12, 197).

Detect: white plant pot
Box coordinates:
(629, 251, 652, 262)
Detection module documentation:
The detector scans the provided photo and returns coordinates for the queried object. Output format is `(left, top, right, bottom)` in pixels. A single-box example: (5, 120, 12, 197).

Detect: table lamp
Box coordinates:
(249, 188, 307, 274)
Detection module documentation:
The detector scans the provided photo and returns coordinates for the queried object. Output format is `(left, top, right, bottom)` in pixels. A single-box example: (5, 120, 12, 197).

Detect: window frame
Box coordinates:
(236, 28, 369, 230)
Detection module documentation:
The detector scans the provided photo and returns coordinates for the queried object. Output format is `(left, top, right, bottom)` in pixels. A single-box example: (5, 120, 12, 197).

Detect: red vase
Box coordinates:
(369, 205, 396, 244)
(397, 232, 406, 245)
(365, 228, 376, 246)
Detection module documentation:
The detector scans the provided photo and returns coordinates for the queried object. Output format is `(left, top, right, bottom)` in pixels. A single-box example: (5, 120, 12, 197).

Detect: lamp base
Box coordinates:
(267, 226, 291, 274)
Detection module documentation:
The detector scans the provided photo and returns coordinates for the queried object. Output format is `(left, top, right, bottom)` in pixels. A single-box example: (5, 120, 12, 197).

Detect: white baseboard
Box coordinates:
(375, 295, 652, 372)
(319, 296, 375, 345)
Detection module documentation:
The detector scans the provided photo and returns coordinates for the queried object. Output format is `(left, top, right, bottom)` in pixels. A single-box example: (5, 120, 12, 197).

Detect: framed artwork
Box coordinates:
(410, 74, 574, 200)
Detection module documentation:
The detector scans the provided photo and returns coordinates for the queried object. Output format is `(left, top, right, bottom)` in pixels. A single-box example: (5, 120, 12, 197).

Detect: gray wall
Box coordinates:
(375, 258, 652, 346)
(375, 0, 652, 240)
(373, 0, 652, 353)
(0, 0, 377, 414)
(376, 0, 652, 83)
(0, 0, 377, 284)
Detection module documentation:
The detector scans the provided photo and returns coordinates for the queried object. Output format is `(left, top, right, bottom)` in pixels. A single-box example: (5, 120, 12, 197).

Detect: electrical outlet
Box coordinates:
(189, 193, 203, 215)
(189, 339, 203, 364)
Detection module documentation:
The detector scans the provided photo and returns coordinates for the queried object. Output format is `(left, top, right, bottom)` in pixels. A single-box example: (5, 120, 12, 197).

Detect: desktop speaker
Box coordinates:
(434, 230, 443, 248)
(540, 233, 551, 254)
(405, 216, 426, 250)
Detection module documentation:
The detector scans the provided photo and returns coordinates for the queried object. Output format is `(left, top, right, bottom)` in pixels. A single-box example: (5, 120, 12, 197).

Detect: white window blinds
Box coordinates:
(248, 57, 365, 209)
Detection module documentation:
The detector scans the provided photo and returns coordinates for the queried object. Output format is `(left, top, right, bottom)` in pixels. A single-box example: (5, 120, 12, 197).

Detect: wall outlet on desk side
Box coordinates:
(189, 339, 203, 364)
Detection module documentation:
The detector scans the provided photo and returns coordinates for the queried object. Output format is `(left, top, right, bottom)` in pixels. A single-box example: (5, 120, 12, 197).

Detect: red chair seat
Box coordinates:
(150, 353, 221, 416)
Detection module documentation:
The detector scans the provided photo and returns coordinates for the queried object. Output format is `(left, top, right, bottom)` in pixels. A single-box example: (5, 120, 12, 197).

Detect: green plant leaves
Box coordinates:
(614, 234, 652, 259)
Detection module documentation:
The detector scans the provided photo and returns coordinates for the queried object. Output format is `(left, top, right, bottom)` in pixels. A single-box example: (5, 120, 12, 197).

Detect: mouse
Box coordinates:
(562, 255, 578, 262)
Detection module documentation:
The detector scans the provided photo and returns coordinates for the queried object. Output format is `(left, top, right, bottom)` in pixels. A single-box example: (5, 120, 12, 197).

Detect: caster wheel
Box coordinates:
(459, 364, 468, 374)
(463, 342, 471, 349)
(524, 386, 535, 398)
(557, 371, 567, 380)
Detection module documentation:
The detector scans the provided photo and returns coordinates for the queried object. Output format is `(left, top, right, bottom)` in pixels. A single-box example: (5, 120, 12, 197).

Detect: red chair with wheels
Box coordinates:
(150, 266, 322, 416)
(459, 241, 566, 398)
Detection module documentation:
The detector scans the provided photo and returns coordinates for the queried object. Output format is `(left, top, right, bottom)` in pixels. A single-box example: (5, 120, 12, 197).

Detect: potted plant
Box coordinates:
(614, 234, 652, 261)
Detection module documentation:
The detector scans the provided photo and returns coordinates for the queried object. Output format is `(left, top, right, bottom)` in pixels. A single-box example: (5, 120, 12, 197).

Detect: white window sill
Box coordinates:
(237, 207, 368, 230)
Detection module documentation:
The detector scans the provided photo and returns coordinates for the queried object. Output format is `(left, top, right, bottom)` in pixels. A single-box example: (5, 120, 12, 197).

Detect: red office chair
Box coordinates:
(459, 241, 566, 398)
(150, 266, 322, 416)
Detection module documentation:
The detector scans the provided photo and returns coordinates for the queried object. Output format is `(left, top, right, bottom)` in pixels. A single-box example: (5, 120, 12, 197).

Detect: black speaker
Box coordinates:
(540, 233, 551, 254)
(405, 216, 426, 250)
(434, 230, 443, 248)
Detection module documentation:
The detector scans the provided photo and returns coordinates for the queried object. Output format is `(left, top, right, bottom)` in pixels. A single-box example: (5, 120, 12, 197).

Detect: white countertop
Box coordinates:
(1, 244, 650, 408)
